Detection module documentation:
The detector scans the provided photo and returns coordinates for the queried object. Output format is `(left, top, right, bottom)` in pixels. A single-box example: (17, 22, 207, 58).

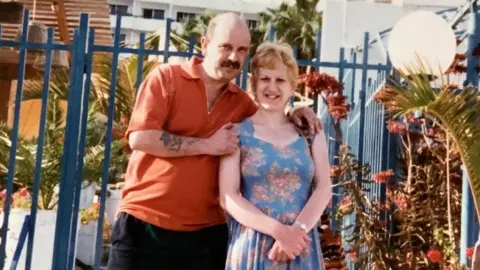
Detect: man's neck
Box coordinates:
(199, 63, 229, 92)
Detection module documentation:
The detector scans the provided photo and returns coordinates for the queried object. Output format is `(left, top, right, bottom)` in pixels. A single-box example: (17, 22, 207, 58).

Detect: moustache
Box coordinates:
(220, 60, 241, 70)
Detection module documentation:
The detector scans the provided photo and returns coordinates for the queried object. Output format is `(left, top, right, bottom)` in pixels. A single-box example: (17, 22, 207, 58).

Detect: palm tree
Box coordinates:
(171, 11, 217, 53)
(259, 0, 322, 60)
(169, 0, 322, 59)
(22, 53, 160, 122)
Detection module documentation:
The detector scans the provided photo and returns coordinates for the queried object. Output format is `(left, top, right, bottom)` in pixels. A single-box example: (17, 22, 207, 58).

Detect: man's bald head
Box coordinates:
(205, 12, 250, 41)
(200, 12, 251, 83)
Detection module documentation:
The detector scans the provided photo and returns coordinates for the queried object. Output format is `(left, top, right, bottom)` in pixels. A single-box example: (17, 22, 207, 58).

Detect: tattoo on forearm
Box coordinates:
(159, 131, 183, 151)
(159, 131, 201, 152)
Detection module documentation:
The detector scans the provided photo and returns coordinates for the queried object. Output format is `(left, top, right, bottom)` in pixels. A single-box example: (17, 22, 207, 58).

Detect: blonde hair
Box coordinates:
(249, 42, 299, 96)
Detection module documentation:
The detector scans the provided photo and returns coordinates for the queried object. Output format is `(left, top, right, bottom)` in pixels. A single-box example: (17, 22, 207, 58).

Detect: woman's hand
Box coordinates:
(271, 224, 311, 260)
(267, 241, 289, 262)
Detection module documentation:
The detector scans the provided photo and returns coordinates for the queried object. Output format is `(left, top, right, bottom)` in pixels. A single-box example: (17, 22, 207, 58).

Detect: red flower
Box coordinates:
(455, 53, 466, 61)
(466, 247, 475, 258)
(299, 72, 343, 95)
(427, 128, 437, 137)
(406, 114, 421, 125)
(445, 84, 459, 91)
(328, 104, 350, 119)
(327, 95, 347, 106)
(18, 188, 29, 197)
(387, 120, 406, 134)
(0, 189, 6, 199)
(393, 194, 407, 211)
(373, 169, 394, 184)
(373, 87, 393, 103)
(330, 165, 341, 177)
(112, 128, 124, 140)
(342, 196, 352, 206)
(348, 251, 357, 260)
(426, 249, 443, 263)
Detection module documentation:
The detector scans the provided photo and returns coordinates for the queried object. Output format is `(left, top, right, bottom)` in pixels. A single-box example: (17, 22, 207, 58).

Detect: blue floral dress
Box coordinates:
(225, 119, 325, 270)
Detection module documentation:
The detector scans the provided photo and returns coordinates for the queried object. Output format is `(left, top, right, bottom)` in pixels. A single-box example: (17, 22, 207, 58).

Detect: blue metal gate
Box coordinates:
(0, 8, 431, 270)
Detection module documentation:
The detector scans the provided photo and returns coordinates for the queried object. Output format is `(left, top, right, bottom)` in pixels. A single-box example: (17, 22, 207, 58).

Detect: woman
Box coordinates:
(219, 42, 332, 269)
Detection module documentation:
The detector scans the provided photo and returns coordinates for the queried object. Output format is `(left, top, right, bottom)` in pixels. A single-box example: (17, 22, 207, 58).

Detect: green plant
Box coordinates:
(80, 202, 112, 243)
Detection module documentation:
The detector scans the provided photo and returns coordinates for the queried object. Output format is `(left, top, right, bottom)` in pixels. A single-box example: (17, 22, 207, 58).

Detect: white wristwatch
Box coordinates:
(294, 221, 307, 232)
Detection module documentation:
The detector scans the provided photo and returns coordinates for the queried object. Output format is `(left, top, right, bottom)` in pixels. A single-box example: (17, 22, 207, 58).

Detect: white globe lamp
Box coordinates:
(387, 10, 457, 76)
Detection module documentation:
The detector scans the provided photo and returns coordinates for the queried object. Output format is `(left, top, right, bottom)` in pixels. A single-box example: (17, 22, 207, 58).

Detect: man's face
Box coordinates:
(201, 24, 251, 83)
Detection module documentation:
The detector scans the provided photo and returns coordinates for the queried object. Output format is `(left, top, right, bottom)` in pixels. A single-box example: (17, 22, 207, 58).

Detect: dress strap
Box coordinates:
(238, 118, 255, 137)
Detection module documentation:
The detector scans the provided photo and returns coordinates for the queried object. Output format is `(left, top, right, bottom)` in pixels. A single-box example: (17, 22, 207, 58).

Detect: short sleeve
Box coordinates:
(244, 96, 258, 118)
(125, 65, 172, 139)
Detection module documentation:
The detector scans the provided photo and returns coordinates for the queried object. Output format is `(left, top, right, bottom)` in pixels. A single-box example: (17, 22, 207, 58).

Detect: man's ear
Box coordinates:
(200, 36, 208, 56)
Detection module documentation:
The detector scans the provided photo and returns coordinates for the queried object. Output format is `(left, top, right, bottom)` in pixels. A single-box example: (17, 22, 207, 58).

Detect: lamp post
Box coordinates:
(387, 10, 457, 77)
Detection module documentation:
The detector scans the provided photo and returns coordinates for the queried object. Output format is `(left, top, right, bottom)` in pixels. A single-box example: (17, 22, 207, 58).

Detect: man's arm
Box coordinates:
(129, 130, 209, 157)
(128, 123, 239, 158)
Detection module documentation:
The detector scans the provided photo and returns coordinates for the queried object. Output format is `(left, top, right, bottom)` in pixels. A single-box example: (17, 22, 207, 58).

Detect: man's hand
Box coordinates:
(289, 107, 322, 135)
(204, 123, 239, 156)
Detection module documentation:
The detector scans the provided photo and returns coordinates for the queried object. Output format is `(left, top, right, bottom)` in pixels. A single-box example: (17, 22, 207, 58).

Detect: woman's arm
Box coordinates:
(293, 131, 333, 232)
(219, 149, 285, 237)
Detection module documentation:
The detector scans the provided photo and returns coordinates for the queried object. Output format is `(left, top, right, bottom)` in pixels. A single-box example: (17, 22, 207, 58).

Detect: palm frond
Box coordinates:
(382, 64, 480, 218)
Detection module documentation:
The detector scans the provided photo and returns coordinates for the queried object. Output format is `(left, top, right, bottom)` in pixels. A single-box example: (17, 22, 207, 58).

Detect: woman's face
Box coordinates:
(255, 63, 293, 112)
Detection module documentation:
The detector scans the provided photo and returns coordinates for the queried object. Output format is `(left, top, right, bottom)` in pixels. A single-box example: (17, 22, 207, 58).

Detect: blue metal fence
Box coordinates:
(0, 11, 393, 270)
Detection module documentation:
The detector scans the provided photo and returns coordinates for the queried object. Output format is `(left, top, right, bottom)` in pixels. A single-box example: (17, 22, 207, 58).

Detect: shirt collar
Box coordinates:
(180, 56, 240, 93)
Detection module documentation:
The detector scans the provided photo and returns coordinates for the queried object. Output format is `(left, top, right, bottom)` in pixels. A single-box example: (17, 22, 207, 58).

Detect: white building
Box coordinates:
(106, 0, 305, 47)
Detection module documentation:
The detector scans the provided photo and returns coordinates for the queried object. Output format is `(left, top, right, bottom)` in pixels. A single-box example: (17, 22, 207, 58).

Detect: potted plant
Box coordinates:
(0, 186, 81, 270)
(76, 201, 112, 267)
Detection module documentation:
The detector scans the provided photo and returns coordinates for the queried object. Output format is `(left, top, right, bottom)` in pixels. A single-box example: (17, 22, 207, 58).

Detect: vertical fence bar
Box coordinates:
(0, 10, 30, 269)
(358, 32, 369, 167)
(24, 27, 55, 270)
(461, 1, 480, 265)
(52, 13, 90, 270)
(135, 32, 146, 95)
(315, 29, 321, 72)
(163, 18, 172, 63)
(350, 52, 357, 105)
(52, 29, 78, 270)
(188, 35, 195, 54)
(241, 57, 249, 91)
(66, 27, 96, 270)
(268, 25, 275, 42)
(94, 13, 122, 270)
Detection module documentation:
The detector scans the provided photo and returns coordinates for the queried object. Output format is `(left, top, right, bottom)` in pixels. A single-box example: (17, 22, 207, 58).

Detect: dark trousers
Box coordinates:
(107, 213, 229, 270)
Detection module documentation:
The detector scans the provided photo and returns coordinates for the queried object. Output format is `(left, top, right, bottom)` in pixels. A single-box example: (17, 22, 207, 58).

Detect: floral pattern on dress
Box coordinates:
(226, 119, 325, 270)
(241, 146, 267, 177)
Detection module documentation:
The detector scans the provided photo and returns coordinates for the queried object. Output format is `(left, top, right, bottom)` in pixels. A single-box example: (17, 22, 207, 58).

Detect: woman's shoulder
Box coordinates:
(236, 118, 255, 137)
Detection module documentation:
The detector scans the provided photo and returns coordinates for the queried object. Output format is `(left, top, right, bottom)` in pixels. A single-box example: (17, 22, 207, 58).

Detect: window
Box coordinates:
(176, 12, 196, 22)
(109, 5, 129, 16)
(246, 19, 258, 29)
(112, 33, 127, 43)
(143, 9, 165, 20)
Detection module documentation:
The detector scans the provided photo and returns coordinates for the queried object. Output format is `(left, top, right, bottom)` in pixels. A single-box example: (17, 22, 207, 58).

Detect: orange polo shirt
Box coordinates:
(120, 57, 257, 231)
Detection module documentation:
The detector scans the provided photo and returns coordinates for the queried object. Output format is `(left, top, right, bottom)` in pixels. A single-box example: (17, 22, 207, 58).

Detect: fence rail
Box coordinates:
(0, 11, 392, 270)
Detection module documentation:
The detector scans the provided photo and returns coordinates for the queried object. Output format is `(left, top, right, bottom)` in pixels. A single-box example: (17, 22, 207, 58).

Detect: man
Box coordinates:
(107, 12, 322, 270)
